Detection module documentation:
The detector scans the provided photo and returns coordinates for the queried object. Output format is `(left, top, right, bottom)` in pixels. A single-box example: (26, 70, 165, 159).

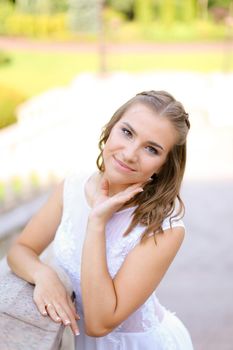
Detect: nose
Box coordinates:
(122, 143, 138, 163)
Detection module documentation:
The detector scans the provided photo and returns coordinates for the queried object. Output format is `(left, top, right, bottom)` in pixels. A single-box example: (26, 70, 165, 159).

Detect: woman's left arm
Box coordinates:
(81, 180, 185, 337)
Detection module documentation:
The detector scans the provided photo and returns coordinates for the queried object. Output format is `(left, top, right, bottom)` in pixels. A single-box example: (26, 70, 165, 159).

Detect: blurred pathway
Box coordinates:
(0, 36, 232, 53)
(157, 180, 233, 350)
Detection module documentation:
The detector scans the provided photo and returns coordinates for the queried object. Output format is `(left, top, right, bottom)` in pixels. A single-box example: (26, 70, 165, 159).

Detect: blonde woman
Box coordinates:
(8, 91, 194, 349)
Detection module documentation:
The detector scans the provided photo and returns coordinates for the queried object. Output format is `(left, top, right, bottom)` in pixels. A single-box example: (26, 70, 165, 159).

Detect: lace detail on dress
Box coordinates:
(105, 333, 122, 348)
(141, 297, 161, 329)
(158, 328, 177, 350)
(157, 310, 178, 350)
(106, 225, 142, 278)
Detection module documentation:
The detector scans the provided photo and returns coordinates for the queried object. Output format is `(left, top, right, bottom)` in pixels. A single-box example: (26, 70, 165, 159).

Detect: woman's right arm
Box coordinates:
(7, 181, 80, 336)
(7, 181, 64, 283)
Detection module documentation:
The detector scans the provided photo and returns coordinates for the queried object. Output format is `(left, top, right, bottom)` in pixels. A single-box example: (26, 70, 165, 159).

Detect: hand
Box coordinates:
(89, 178, 144, 224)
(33, 266, 80, 336)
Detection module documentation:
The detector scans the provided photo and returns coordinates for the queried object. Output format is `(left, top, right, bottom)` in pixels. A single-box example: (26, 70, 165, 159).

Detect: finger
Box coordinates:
(119, 186, 143, 200)
(124, 182, 144, 193)
(54, 301, 80, 336)
(53, 302, 71, 326)
(45, 303, 62, 323)
(113, 187, 143, 209)
(34, 296, 48, 317)
(67, 296, 80, 320)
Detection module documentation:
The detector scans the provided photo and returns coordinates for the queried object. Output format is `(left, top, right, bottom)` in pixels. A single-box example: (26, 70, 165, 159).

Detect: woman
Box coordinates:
(7, 90, 193, 349)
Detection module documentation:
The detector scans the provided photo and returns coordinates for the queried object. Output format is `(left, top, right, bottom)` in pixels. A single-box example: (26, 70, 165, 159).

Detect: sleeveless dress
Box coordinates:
(53, 172, 194, 350)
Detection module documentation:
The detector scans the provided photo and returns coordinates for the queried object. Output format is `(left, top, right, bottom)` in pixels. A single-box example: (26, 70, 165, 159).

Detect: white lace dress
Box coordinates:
(53, 172, 194, 350)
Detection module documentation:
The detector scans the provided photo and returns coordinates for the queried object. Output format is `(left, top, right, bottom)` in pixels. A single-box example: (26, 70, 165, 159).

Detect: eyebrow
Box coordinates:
(122, 122, 165, 151)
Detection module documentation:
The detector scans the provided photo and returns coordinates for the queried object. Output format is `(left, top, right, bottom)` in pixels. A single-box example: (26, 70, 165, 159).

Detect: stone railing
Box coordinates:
(0, 257, 74, 350)
(0, 268, 63, 349)
(0, 254, 74, 350)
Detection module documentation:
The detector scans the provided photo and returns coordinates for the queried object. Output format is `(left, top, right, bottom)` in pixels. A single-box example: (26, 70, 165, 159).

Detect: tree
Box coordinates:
(160, 0, 176, 26)
(134, 0, 154, 23)
(183, 0, 197, 21)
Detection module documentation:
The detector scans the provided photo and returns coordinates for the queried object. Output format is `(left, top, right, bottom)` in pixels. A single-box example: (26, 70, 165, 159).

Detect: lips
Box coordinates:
(113, 156, 136, 172)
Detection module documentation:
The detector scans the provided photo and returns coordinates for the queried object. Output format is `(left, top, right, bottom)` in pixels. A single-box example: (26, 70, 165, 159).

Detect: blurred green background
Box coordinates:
(0, 0, 233, 123)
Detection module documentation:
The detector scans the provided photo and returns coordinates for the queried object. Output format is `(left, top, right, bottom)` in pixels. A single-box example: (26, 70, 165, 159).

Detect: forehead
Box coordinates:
(117, 103, 177, 151)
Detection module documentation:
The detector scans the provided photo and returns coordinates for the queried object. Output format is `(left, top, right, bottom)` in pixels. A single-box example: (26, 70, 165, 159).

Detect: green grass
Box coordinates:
(0, 50, 232, 97)
(108, 52, 233, 73)
(106, 20, 229, 43)
(0, 52, 99, 96)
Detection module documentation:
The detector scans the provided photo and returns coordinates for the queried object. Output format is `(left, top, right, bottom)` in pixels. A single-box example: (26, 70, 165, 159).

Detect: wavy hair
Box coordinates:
(96, 90, 190, 243)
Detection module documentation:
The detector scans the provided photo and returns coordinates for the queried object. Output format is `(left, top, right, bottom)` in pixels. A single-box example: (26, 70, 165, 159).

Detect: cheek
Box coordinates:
(104, 132, 121, 155)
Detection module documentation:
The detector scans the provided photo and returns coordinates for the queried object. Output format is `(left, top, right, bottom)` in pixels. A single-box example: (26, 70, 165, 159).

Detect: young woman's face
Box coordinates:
(102, 103, 177, 190)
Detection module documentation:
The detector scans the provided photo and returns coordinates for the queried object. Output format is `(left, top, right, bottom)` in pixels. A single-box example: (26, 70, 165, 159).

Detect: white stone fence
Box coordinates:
(0, 268, 65, 350)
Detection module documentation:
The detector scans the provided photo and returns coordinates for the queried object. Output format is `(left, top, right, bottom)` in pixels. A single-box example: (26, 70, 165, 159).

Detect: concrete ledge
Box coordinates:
(0, 269, 64, 350)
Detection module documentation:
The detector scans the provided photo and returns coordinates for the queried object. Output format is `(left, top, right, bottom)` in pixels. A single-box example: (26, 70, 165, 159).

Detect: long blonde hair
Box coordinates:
(96, 90, 190, 242)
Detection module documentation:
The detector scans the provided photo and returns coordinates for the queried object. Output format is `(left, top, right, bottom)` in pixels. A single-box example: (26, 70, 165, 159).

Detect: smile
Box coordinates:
(112, 156, 136, 172)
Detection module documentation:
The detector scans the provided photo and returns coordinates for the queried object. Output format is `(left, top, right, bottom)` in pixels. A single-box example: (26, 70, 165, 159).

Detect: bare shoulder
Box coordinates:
(152, 225, 185, 255)
(127, 225, 185, 271)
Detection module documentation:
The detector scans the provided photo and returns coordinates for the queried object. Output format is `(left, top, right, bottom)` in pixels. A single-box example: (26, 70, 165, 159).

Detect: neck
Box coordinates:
(101, 173, 128, 196)
(98, 172, 137, 210)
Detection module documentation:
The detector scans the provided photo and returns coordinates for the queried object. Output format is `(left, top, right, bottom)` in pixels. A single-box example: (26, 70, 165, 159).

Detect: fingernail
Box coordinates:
(75, 330, 80, 336)
(64, 320, 71, 325)
(56, 317, 61, 321)
(42, 311, 47, 316)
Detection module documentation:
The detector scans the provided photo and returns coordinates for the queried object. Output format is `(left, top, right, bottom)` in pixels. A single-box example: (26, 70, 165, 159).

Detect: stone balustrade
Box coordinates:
(0, 269, 64, 349)
(0, 253, 74, 350)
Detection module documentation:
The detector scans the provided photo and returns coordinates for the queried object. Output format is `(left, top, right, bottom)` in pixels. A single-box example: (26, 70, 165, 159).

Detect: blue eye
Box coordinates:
(121, 127, 132, 137)
(146, 146, 158, 155)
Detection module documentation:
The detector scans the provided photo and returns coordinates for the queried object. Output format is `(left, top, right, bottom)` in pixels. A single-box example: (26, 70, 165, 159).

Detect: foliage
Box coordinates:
(16, 0, 68, 14)
(208, 0, 232, 8)
(0, 181, 5, 203)
(0, 1, 232, 39)
(0, 2, 14, 33)
(0, 51, 11, 65)
(106, 18, 229, 42)
(106, 0, 134, 19)
(0, 85, 25, 129)
(159, 0, 176, 26)
(0, 12, 68, 38)
(11, 176, 23, 197)
(29, 172, 40, 189)
(182, 0, 197, 22)
(134, 0, 154, 23)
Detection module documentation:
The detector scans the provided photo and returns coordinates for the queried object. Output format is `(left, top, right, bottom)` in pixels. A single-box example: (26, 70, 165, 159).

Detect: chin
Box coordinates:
(104, 167, 133, 185)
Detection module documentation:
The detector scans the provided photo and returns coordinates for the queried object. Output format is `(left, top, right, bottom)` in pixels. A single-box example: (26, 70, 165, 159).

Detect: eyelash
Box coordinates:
(146, 146, 158, 155)
(121, 127, 159, 155)
(121, 127, 132, 137)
